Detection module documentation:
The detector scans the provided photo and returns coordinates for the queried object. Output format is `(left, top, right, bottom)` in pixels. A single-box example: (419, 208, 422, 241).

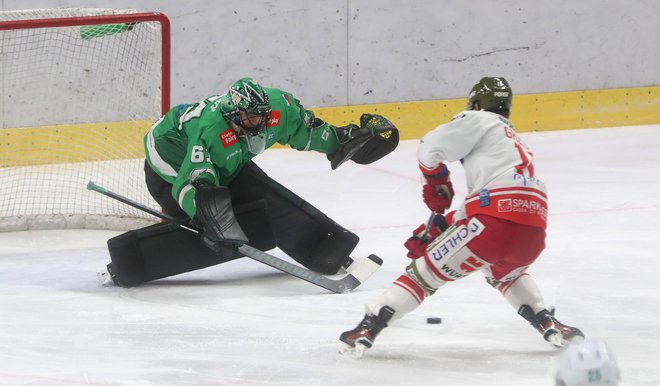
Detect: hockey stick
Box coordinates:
(421, 212, 436, 239)
(86, 181, 382, 293)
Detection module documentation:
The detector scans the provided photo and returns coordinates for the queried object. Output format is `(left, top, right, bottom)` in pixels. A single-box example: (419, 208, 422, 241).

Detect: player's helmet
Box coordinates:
(222, 77, 272, 136)
(555, 340, 621, 386)
(467, 77, 512, 118)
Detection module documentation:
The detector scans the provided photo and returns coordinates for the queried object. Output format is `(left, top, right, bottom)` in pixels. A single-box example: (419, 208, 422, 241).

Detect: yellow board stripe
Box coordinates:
(1, 120, 151, 167)
(313, 85, 660, 139)
(2, 86, 658, 167)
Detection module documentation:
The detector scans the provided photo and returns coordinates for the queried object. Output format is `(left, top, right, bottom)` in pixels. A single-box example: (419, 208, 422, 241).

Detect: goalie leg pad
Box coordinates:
(230, 162, 359, 275)
(110, 161, 357, 287)
(106, 199, 276, 287)
(107, 222, 240, 287)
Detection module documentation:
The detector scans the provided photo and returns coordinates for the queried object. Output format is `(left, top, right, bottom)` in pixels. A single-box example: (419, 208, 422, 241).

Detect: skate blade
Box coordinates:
(546, 332, 565, 348)
(338, 342, 366, 359)
(97, 270, 114, 287)
(547, 331, 585, 348)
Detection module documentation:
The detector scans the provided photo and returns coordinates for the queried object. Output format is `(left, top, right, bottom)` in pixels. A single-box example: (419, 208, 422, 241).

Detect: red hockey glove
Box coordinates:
(403, 215, 450, 259)
(420, 163, 454, 213)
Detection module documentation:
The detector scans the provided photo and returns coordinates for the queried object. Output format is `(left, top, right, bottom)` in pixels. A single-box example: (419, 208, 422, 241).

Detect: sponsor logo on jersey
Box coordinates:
(267, 110, 281, 127)
(460, 256, 484, 273)
(427, 220, 483, 262)
(438, 264, 465, 279)
(513, 173, 545, 188)
(435, 255, 484, 280)
(497, 198, 547, 219)
(226, 149, 241, 160)
(220, 129, 238, 148)
(498, 199, 513, 212)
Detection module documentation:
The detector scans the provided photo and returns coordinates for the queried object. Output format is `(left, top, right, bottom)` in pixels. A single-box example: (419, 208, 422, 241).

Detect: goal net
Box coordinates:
(0, 8, 170, 231)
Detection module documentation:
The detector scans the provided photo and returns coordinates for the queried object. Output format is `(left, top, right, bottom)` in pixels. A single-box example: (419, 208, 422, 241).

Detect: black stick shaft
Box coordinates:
(87, 181, 201, 233)
(87, 181, 170, 221)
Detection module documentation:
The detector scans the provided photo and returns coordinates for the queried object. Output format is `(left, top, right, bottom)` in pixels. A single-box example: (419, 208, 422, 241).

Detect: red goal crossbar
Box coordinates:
(0, 12, 171, 115)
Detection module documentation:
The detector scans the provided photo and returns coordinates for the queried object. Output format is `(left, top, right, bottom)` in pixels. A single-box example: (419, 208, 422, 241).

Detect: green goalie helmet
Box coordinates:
(467, 77, 512, 118)
(221, 77, 272, 136)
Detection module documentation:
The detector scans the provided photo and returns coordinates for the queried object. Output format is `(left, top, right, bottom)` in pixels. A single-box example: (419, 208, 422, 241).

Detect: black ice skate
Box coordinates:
(518, 305, 585, 347)
(339, 306, 395, 358)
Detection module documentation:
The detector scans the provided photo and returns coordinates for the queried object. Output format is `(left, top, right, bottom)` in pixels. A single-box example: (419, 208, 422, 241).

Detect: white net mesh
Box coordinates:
(0, 8, 136, 21)
(0, 8, 166, 231)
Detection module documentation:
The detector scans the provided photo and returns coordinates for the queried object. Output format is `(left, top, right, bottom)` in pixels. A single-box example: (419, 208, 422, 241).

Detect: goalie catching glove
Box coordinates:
(193, 182, 248, 255)
(420, 163, 454, 213)
(328, 113, 399, 170)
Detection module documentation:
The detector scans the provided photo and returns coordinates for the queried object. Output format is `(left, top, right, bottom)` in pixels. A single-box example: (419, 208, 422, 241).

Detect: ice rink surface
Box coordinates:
(1, 124, 659, 386)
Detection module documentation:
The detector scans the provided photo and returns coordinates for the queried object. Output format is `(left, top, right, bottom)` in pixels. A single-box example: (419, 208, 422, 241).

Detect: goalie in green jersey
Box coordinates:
(102, 77, 399, 287)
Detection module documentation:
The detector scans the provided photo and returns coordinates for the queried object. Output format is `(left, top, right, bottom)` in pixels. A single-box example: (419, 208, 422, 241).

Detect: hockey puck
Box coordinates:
(426, 317, 442, 324)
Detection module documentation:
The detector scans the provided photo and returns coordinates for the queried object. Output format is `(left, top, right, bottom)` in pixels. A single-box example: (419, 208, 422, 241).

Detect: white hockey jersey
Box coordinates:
(418, 111, 548, 229)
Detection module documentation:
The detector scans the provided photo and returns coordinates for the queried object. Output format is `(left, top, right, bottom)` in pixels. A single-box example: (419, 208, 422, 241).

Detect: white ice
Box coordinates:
(1, 124, 659, 386)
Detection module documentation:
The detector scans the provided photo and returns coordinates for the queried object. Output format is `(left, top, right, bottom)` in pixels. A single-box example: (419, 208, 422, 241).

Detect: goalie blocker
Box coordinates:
(106, 163, 359, 287)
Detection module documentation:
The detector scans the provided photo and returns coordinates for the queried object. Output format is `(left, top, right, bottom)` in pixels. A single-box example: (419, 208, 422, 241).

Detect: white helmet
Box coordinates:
(555, 339, 621, 386)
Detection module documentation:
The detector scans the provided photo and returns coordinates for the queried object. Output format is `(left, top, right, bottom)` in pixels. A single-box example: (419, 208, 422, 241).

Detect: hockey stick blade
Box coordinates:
(238, 245, 382, 293)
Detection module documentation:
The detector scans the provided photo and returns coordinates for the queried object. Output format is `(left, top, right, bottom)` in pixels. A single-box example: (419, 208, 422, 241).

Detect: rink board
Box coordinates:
(2, 85, 658, 167)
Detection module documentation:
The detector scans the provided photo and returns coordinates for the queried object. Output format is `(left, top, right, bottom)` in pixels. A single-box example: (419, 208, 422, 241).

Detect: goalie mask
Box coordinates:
(467, 77, 512, 118)
(222, 77, 272, 154)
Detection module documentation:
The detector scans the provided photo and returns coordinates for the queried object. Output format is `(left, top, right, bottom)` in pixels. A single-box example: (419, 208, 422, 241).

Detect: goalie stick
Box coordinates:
(86, 181, 382, 293)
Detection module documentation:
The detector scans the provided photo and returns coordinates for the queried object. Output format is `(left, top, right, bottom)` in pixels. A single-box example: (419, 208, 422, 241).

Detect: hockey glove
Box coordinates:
(328, 114, 399, 169)
(328, 122, 371, 169)
(420, 163, 454, 213)
(403, 214, 450, 259)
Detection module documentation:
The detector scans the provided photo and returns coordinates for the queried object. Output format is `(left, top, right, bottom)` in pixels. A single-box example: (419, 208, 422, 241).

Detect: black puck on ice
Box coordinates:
(426, 317, 442, 324)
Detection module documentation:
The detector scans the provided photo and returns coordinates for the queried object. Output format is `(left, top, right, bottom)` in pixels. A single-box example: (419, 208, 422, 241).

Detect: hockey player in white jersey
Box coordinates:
(339, 77, 584, 358)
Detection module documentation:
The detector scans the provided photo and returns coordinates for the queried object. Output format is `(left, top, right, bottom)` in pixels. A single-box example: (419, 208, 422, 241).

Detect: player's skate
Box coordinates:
(519, 305, 584, 347)
(339, 306, 394, 358)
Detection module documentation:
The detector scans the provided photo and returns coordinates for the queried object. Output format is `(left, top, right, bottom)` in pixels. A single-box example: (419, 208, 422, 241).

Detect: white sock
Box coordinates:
(499, 273, 546, 314)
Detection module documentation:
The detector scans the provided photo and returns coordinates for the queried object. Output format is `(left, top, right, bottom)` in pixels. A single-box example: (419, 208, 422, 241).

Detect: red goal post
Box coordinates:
(0, 9, 171, 231)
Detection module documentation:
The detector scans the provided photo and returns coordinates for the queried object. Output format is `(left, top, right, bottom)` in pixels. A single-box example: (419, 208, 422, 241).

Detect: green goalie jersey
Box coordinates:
(144, 87, 342, 219)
